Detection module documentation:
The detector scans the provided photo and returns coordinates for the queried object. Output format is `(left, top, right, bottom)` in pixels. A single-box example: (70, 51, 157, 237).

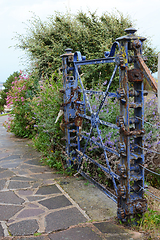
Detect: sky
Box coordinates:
(0, 0, 160, 83)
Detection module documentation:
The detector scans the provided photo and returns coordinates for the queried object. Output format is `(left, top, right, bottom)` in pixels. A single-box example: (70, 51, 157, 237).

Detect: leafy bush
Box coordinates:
(15, 11, 158, 91)
(143, 95, 160, 188)
(31, 72, 64, 169)
(13, 11, 123, 91)
(139, 208, 160, 238)
(3, 71, 38, 138)
(0, 72, 20, 112)
(4, 70, 64, 170)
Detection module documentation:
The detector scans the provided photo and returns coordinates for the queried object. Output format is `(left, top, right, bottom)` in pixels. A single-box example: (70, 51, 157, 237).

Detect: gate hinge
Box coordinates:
(128, 68, 143, 82)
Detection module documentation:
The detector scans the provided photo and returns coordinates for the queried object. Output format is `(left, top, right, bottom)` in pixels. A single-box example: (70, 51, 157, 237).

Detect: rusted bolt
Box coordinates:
(133, 40, 141, 49)
(135, 202, 142, 212)
(134, 73, 139, 78)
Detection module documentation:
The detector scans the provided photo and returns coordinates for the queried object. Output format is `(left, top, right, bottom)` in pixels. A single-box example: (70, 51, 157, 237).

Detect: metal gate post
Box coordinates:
(116, 28, 147, 223)
(61, 48, 78, 167)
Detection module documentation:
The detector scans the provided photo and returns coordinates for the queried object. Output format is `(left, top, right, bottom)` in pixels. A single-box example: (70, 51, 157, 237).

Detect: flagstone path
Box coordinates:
(0, 115, 142, 239)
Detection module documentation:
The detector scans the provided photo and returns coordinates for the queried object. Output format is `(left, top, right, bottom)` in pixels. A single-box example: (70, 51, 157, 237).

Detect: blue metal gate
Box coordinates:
(60, 28, 158, 223)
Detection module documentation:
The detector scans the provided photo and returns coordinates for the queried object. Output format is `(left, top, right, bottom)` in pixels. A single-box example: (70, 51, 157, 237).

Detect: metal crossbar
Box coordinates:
(136, 116, 160, 128)
(139, 164, 160, 176)
(145, 190, 160, 201)
(135, 144, 160, 155)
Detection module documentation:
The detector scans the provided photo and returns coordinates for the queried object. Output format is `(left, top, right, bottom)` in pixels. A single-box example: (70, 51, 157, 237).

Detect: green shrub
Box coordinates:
(31, 72, 64, 169)
(3, 71, 38, 138)
(15, 11, 158, 91)
(15, 11, 131, 91)
(0, 72, 20, 112)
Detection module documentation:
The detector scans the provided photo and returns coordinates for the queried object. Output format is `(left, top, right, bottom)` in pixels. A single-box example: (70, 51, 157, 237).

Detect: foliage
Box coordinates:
(143, 43, 158, 74)
(34, 233, 42, 236)
(139, 208, 160, 238)
(118, 207, 160, 239)
(15, 10, 158, 91)
(3, 69, 64, 170)
(15, 10, 133, 90)
(143, 95, 160, 188)
(144, 95, 160, 140)
(3, 71, 39, 138)
(143, 43, 158, 90)
(31, 72, 64, 169)
(0, 72, 19, 112)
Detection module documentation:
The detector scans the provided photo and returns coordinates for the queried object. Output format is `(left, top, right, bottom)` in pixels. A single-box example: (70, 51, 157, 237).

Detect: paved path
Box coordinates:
(0, 115, 142, 239)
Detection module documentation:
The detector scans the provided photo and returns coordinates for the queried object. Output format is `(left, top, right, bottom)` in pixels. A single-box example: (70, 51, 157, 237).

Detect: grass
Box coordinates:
(135, 206, 160, 239)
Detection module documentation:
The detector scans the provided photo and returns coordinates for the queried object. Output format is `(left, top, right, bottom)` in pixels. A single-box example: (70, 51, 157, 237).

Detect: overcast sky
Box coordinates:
(0, 0, 160, 82)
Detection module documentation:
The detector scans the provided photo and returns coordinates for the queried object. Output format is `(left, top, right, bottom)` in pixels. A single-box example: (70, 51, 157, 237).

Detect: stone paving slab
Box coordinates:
(24, 159, 44, 166)
(8, 181, 31, 189)
(0, 168, 8, 172)
(17, 164, 37, 170)
(0, 161, 22, 168)
(16, 209, 45, 218)
(94, 221, 127, 234)
(22, 152, 42, 159)
(11, 176, 37, 181)
(29, 182, 41, 189)
(0, 155, 21, 161)
(0, 169, 15, 179)
(8, 220, 39, 236)
(12, 169, 30, 175)
(18, 190, 34, 196)
(30, 173, 59, 180)
(38, 195, 72, 209)
(45, 207, 87, 233)
(28, 167, 50, 174)
(0, 191, 25, 204)
(49, 226, 103, 240)
(0, 152, 11, 159)
(0, 179, 7, 190)
(0, 205, 24, 221)
(35, 185, 61, 195)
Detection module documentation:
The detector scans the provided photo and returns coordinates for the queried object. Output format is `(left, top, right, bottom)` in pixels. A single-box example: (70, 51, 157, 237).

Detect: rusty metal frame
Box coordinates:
(60, 28, 157, 223)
